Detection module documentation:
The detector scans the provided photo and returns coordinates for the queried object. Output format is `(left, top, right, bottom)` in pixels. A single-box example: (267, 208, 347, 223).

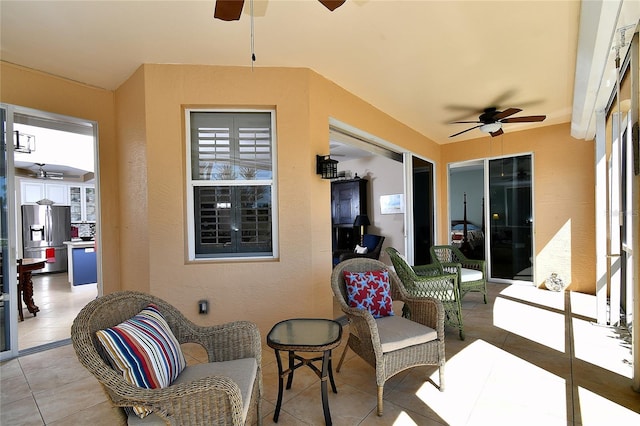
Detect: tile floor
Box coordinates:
(17, 272, 97, 351)
(2, 282, 640, 425)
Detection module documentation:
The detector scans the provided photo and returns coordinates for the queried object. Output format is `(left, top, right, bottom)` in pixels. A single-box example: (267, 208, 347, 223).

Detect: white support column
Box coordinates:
(610, 113, 623, 326)
(595, 110, 608, 325)
(629, 31, 639, 393)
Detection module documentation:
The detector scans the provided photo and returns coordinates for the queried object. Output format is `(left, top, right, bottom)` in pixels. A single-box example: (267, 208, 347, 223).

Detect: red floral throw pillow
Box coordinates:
(343, 269, 394, 318)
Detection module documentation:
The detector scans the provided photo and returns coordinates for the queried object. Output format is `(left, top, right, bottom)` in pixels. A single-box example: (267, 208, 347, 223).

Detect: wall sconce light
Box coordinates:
(316, 155, 338, 179)
(14, 131, 36, 153)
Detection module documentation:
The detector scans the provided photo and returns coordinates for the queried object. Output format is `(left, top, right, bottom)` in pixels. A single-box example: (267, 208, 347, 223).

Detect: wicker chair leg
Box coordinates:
(377, 386, 384, 416)
(336, 344, 349, 372)
(439, 366, 445, 392)
(456, 307, 465, 341)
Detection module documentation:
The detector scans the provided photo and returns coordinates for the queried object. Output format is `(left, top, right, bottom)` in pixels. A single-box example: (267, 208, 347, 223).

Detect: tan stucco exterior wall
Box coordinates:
(112, 64, 441, 335)
(441, 124, 596, 293)
(1, 62, 121, 294)
(115, 66, 150, 293)
(1, 61, 597, 334)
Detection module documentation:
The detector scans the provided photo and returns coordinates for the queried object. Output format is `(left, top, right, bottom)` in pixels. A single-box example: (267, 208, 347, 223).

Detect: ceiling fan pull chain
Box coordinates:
(250, 0, 256, 69)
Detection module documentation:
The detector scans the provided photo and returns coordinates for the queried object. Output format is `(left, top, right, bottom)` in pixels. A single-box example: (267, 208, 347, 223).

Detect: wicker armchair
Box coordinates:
(430, 244, 488, 303)
(386, 247, 465, 340)
(331, 258, 445, 416)
(71, 291, 262, 425)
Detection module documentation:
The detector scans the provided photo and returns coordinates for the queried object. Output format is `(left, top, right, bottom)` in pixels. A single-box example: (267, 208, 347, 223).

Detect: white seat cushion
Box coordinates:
(460, 267, 483, 282)
(127, 357, 257, 425)
(375, 315, 437, 353)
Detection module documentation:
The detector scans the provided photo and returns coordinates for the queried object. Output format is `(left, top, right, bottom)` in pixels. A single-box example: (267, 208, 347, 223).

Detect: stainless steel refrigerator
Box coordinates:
(22, 205, 71, 274)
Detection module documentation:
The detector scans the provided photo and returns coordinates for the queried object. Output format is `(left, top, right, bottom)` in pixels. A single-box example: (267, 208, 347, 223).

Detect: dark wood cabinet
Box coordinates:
(331, 178, 367, 252)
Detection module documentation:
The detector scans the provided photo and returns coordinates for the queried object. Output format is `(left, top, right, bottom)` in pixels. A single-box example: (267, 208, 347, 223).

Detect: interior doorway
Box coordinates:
(411, 156, 435, 265)
(1, 104, 99, 357)
(329, 122, 435, 265)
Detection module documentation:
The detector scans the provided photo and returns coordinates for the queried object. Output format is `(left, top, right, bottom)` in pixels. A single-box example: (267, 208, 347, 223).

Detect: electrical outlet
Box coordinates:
(198, 300, 208, 314)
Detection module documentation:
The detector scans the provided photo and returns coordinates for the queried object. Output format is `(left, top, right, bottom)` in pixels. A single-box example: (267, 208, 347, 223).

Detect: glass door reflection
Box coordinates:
(488, 155, 533, 281)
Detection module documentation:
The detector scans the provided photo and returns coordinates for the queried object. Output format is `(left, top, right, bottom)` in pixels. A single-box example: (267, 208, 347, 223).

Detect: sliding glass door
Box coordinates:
(449, 154, 533, 283)
(488, 155, 533, 281)
(1, 105, 19, 359)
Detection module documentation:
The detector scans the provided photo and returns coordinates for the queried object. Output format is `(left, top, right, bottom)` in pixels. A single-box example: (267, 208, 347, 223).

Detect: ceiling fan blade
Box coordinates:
(450, 120, 482, 124)
(501, 115, 547, 123)
(490, 128, 504, 137)
(319, 0, 346, 11)
(449, 125, 483, 138)
(214, 0, 245, 21)
(493, 108, 522, 120)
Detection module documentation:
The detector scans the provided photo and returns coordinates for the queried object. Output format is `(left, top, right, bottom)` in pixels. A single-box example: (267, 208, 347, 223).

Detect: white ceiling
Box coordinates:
(1, 0, 587, 147)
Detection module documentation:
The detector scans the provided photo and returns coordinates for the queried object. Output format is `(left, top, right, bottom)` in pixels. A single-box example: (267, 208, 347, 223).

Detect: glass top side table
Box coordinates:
(266, 318, 343, 425)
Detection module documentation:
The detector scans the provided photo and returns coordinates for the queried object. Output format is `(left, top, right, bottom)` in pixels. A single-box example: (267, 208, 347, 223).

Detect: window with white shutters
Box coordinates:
(187, 110, 276, 259)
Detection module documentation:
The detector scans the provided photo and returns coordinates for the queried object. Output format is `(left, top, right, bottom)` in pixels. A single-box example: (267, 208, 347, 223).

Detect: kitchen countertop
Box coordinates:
(64, 240, 96, 248)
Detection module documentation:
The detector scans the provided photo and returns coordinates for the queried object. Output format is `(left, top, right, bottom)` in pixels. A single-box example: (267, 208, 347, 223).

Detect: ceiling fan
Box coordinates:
(30, 163, 65, 180)
(449, 107, 546, 138)
(214, 0, 345, 21)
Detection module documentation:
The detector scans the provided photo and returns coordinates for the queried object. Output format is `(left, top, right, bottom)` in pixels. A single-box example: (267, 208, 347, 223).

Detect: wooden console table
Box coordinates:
(17, 258, 46, 321)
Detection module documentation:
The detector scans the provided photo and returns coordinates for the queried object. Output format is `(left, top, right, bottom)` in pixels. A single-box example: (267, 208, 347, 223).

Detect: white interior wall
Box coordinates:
(338, 155, 404, 264)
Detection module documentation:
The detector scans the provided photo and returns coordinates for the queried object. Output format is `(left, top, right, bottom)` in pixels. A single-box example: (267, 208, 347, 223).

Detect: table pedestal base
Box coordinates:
(17, 259, 44, 321)
(19, 270, 40, 320)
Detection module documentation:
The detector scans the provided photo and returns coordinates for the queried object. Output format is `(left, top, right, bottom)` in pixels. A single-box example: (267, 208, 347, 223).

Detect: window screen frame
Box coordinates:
(185, 108, 278, 261)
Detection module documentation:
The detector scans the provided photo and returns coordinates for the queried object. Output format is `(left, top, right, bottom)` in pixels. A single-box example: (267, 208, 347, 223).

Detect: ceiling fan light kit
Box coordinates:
(480, 122, 501, 134)
(14, 131, 36, 153)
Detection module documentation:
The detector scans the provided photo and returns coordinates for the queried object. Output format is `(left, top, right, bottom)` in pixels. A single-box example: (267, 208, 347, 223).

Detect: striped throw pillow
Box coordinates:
(96, 304, 186, 418)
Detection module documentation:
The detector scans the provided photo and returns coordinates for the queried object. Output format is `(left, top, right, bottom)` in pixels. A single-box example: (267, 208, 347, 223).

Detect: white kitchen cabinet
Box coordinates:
(20, 180, 68, 205)
(45, 183, 68, 205)
(21, 181, 44, 204)
(69, 184, 96, 222)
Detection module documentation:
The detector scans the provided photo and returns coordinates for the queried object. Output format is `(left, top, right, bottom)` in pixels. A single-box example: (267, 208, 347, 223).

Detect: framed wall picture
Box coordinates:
(380, 194, 404, 214)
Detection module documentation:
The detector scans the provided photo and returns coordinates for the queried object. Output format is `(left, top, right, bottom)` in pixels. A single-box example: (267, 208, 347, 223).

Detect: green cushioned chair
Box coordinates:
(386, 247, 465, 340)
(430, 244, 488, 304)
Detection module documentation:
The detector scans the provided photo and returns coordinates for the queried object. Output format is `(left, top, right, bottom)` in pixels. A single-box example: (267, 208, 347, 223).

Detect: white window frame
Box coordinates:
(185, 108, 278, 261)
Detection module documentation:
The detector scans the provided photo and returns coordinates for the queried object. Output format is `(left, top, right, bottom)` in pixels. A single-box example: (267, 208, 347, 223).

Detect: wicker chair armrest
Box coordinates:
(109, 375, 248, 425)
(438, 261, 462, 275)
(342, 306, 384, 357)
(402, 296, 445, 338)
(413, 263, 444, 276)
(460, 259, 486, 272)
(407, 273, 460, 304)
(174, 320, 262, 363)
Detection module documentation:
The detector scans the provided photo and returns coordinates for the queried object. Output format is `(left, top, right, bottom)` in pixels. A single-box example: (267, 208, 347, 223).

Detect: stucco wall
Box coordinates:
(113, 64, 441, 335)
(1, 62, 121, 294)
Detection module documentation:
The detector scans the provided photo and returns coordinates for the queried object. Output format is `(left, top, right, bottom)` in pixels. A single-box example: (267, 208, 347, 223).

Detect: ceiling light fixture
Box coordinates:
(14, 131, 36, 153)
(479, 122, 502, 134)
